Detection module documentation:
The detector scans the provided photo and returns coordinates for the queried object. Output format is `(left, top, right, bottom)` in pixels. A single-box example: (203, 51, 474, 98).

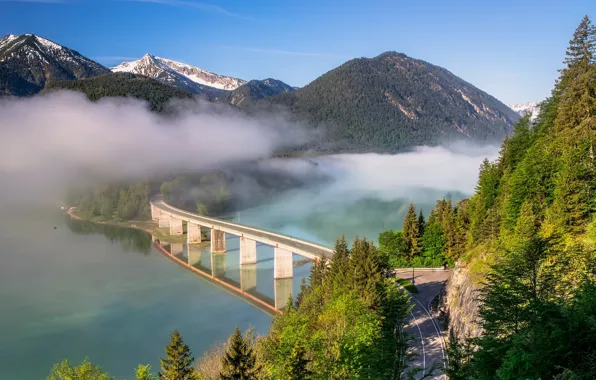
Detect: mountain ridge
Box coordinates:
(112, 54, 245, 95)
(258, 51, 520, 151)
(0, 33, 109, 96)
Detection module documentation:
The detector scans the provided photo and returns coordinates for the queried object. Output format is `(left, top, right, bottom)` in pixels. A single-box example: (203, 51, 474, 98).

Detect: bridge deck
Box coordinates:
(152, 200, 334, 260)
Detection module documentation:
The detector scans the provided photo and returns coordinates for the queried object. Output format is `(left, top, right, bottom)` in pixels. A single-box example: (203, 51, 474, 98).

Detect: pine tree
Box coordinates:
(220, 326, 259, 380)
(286, 342, 312, 379)
(417, 210, 426, 237)
(328, 236, 350, 293)
(159, 330, 199, 380)
(402, 203, 421, 262)
(348, 237, 383, 308)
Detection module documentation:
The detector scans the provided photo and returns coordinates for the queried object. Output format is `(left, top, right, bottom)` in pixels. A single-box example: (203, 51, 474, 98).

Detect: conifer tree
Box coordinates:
(348, 237, 382, 308)
(220, 326, 259, 380)
(328, 236, 350, 292)
(159, 330, 199, 380)
(286, 342, 312, 379)
(402, 203, 421, 261)
(417, 210, 426, 237)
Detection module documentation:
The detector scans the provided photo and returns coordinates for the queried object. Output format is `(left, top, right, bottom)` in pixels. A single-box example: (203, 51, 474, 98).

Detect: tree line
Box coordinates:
(378, 200, 469, 268)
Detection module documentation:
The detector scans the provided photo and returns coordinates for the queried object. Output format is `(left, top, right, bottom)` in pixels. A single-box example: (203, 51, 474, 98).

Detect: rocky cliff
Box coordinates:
(444, 263, 484, 340)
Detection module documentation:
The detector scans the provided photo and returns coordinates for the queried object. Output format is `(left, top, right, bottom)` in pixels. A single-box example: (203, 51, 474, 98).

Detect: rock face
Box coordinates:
(444, 263, 484, 340)
(0, 34, 109, 96)
(112, 54, 245, 96)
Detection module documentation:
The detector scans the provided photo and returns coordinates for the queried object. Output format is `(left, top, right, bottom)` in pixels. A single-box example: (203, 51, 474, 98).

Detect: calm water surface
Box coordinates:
(0, 207, 312, 379)
(0, 192, 456, 379)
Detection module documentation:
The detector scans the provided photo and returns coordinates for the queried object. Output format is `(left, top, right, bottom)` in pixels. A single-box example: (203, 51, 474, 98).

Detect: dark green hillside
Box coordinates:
(225, 78, 295, 107)
(44, 73, 193, 112)
(263, 52, 519, 151)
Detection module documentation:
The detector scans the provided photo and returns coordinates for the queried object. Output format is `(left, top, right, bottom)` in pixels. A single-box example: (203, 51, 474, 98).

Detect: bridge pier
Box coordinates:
(239, 236, 257, 265)
(211, 229, 226, 253)
(170, 243, 184, 257)
(240, 263, 257, 293)
(274, 247, 293, 279)
(170, 217, 183, 235)
(188, 245, 202, 266)
(187, 222, 202, 244)
(274, 278, 293, 311)
(211, 252, 226, 278)
(158, 213, 170, 228)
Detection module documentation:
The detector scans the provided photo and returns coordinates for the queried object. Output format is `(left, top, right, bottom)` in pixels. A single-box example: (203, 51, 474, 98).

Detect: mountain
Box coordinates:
(44, 73, 192, 112)
(226, 78, 295, 106)
(112, 54, 245, 96)
(260, 52, 520, 152)
(0, 34, 109, 97)
(508, 101, 541, 121)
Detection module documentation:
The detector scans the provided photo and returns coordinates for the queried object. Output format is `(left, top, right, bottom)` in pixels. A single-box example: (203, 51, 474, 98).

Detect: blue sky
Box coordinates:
(2, 0, 594, 104)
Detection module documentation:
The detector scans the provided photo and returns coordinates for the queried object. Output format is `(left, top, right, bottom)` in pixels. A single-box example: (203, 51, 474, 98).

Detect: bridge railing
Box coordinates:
(152, 200, 335, 255)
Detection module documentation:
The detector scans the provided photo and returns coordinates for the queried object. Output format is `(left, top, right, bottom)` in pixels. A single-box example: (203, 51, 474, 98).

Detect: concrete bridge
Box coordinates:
(150, 199, 334, 310)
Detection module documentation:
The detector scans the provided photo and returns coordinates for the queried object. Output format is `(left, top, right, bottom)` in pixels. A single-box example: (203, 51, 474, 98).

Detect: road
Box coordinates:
(152, 199, 334, 260)
(397, 269, 451, 379)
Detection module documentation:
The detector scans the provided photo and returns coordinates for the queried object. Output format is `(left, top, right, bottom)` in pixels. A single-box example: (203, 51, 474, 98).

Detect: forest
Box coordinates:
(49, 15, 595, 380)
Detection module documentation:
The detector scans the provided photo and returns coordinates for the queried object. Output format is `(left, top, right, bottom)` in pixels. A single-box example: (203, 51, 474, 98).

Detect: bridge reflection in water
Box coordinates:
(153, 237, 295, 316)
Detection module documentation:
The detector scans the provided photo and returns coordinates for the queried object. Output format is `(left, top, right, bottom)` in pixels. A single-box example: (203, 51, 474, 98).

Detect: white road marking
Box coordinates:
(410, 310, 426, 378)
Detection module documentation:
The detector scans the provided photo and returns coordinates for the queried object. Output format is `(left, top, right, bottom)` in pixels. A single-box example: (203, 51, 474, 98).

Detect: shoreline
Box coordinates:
(66, 207, 188, 244)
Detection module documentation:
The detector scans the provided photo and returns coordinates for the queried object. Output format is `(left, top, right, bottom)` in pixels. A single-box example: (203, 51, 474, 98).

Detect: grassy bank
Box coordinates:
(68, 208, 188, 244)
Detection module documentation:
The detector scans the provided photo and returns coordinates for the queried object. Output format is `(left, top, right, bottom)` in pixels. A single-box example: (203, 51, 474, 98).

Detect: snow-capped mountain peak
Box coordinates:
(0, 33, 109, 96)
(112, 54, 245, 93)
(508, 101, 541, 121)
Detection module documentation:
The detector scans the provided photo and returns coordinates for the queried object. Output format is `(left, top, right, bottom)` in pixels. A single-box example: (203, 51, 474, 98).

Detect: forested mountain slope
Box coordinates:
(44, 73, 193, 112)
(399, 16, 596, 379)
(260, 52, 520, 151)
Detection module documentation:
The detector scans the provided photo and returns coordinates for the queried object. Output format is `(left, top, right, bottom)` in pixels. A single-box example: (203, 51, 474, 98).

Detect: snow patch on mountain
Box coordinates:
(508, 102, 541, 121)
(112, 54, 245, 91)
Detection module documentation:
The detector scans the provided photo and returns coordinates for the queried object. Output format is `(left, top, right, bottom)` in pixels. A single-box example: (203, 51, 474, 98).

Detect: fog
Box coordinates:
(0, 90, 499, 241)
(0, 91, 310, 202)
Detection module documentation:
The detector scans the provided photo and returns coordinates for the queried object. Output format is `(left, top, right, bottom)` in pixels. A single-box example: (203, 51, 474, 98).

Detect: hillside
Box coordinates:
(44, 73, 193, 112)
(225, 78, 295, 107)
(0, 34, 109, 96)
(408, 16, 596, 379)
(261, 52, 519, 151)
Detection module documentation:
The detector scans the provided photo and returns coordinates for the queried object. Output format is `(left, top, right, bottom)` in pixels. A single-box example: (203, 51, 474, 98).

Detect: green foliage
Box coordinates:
(466, 238, 596, 379)
(379, 199, 468, 268)
(402, 203, 421, 261)
(259, 237, 413, 379)
(259, 52, 519, 152)
(69, 182, 150, 222)
(220, 326, 259, 380)
(46, 358, 113, 380)
(44, 73, 193, 112)
(136, 364, 157, 380)
(159, 329, 200, 380)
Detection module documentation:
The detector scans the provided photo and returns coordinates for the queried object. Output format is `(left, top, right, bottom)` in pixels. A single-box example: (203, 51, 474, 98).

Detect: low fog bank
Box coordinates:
(0, 91, 312, 203)
(230, 145, 499, 244)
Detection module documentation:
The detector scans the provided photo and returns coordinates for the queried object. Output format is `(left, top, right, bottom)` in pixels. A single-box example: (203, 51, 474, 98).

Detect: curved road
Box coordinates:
(151, 199, 334, 260)
(396, 269, 451, 379)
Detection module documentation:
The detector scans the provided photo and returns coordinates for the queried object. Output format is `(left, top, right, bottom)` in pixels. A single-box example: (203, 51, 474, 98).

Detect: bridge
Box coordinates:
(150, 199, 335, 312)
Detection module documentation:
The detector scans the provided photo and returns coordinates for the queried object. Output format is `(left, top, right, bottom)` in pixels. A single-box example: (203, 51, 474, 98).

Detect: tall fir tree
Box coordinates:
(402, 202, 421, 261)
(417, 210, 426, 237)
(220, 326, 259, 380)
(285, 342, 312, 379)
(159, 330, 199, 380)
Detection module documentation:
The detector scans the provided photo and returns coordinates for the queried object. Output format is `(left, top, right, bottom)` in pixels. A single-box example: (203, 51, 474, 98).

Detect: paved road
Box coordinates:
(396, 269, 451, 380)
(152, 199, 334, 260)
